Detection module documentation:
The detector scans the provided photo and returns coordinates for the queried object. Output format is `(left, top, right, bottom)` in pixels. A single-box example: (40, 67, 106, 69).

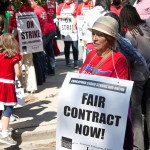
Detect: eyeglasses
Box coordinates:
(92, 32, 105, 37)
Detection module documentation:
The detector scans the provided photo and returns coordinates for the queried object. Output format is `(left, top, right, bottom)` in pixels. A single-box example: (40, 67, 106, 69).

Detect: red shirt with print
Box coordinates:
(42, 3, 56, 34)
(79, 50, 131, 80)
(56, 2, 78, 16)
(77, 1, 94, 15)
(34, 6, 47, 36)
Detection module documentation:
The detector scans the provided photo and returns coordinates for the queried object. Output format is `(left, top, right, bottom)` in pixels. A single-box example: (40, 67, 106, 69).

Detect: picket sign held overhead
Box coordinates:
(56, 72, 133, 150)
(77, 15, 84, 46)
(14, 77, 25, 108)
(16, 12, 43, 54)
(59, 7, 78, 41)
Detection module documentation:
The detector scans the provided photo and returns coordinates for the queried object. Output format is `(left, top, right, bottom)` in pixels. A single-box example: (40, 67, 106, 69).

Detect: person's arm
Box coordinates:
(72, 17, 77, 32)
(56, 14, 68, 20)
(72, 4, 79, 32)
(56, 4, 68, 20)
(14, 61, 23, 88)
(12, 27, 17, 36)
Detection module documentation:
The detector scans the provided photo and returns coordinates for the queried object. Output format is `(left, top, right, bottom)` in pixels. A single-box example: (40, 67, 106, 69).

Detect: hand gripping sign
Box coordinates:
(16, 12, 43, 54)
(56, 72, 133, 150)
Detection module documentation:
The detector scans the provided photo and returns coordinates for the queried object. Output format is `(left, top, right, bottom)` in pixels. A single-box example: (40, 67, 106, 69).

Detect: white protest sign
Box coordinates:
(77, 15, 84, 46)
(16, 12, 43, 54)
(14, 77, 25, 108)
(60, 8, 77, 41)
(56, 72, 133, 150)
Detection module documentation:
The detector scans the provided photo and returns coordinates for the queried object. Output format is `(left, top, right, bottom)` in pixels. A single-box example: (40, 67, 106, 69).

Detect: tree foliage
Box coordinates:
(0, 0, 59, 12)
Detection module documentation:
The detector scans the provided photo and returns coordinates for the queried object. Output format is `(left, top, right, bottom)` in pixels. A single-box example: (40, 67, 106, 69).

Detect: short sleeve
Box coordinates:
(111, 56, 131, 80)
(56, 4, 63, 15)
(12, 54, 22, 64)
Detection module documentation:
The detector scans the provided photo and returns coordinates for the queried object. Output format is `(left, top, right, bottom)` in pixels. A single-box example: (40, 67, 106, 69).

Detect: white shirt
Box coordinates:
(82, 6, 109, 44)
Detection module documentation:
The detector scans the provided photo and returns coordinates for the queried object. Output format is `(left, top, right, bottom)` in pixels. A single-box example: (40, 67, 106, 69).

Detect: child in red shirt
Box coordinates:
(0, 33, 23, 145)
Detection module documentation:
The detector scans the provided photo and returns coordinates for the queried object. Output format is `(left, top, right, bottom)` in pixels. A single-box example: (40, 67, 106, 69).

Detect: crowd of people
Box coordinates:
(0, 0, 150, 149)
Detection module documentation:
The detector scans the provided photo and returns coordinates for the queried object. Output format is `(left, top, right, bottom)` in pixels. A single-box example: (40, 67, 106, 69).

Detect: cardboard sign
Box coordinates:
(16, 12, 43, 54)
(56, 72, 133, 150)
(77, 15, 84, 46)
(14, 78, 25, 108)
(60, 8, 77, 41)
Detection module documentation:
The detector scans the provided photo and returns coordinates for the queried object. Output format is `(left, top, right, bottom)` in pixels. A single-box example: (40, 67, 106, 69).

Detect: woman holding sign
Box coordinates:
(56, 0, 79, 69)
(8, 0, 38, 93)
(79, 16, 133, 150)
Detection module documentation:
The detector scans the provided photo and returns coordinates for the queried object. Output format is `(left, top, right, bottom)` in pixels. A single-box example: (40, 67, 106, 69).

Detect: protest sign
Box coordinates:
(14, 77, 25, 108)
(59, 8, 77, 41)
(56, 72, 133, 150)
(16, 12, 43, 54)
(77, 15, 84, 46)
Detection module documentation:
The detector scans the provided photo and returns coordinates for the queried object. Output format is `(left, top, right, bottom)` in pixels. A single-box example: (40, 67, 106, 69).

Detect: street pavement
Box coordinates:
(0, 40, 83, 149)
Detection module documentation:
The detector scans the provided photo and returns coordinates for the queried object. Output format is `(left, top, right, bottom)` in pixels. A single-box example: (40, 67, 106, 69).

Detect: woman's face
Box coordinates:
(92, 30, 110, 52)
(65, 0, 72, 4)
(30, 0, 37, 9)
(83, 0, 90, 4)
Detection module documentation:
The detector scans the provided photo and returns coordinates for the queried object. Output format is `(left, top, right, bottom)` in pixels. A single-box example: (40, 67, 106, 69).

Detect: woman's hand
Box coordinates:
(60, 14, 68, 20)
(72, 25, 76, 33)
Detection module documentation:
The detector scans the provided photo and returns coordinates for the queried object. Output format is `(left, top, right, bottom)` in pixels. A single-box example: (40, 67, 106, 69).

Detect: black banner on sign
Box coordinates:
(69, 78, 127, 93)
(61, 137, 72, 149)
(18, 15, 36, 20)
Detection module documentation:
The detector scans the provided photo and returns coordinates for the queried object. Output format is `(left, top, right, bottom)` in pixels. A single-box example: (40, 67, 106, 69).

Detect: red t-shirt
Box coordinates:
(0, 53, 21, 80)
(79, 50, 130, 80)
(42, 3, 56, 34)
(56, 2, 78, 16)
(9, 5, 33, 29)
(110, 6, 122, 16)
(0, 53, 21, 104)
(34, 6, 47, 36)
(77, 1, 94, 15)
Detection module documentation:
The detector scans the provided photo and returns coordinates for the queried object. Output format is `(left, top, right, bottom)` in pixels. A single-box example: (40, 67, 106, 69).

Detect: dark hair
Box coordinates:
(105, 12, 121, 33)
(0, 15, 5, 33)
(22, 0, 32, 7)
(0, 0, 10, 17)
(119, 4, 145, 38)
(112, 0, 122, 7)
(122, 0, 130, 6)
(95, 0, 111, 10)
